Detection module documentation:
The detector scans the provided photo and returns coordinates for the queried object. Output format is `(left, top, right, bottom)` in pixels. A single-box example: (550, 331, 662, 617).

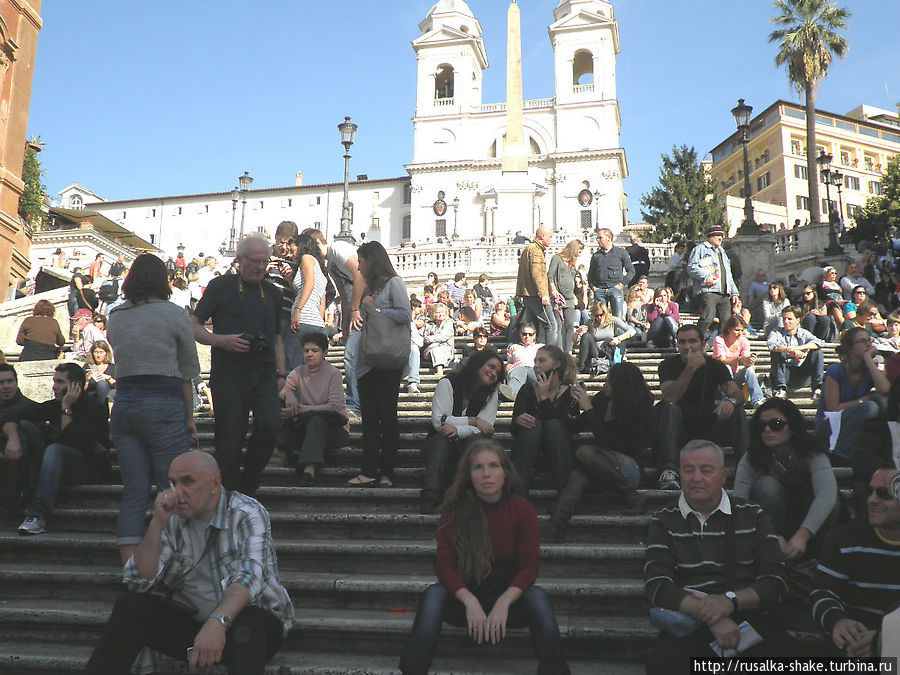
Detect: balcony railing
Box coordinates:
(573, 83, 594, 94)
(434, 97, 454, 107)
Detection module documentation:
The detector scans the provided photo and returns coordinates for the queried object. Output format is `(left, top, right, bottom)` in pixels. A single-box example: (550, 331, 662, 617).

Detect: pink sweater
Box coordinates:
(280, 361, 349, 432)
(713, 334, 750, 375)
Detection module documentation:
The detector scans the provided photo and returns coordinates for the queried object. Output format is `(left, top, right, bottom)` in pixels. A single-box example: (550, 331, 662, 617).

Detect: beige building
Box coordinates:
(709, 99, 900, 235)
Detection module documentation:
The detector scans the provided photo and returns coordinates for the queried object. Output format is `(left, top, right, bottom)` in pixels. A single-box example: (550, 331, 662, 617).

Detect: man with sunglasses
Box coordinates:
(500, 323, 543, 401)
(811, 468, 900, 659)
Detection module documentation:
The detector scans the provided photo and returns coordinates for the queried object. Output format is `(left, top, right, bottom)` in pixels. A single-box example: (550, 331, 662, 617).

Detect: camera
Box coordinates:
(240, 333, 272, 356)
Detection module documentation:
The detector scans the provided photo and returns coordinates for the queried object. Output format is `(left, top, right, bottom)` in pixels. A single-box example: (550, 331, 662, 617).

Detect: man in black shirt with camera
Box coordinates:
(193, 233, 287, 495)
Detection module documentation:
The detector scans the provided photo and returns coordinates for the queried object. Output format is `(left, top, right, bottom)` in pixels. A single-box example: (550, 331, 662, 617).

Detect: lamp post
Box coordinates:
(592, 190, 601, 232)
(237, 171, 253, 240)
(817, 150, 843, 255)
(335, 116, 358, 243)
(451, 196, 460, 240)
(831, 169, 845, 236)
(227, 186, 239, 254)
(731, 98, 760, 235)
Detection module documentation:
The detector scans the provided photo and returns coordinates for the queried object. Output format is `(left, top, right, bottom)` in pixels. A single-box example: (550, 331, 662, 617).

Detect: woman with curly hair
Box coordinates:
(546, 362, 653, 539)
(399, 439, 570, 675)
(420, 350, 503, 512)
(512, 345, 580, 497)
(734, 398, 838, 560)
(16, 299, 65, 361)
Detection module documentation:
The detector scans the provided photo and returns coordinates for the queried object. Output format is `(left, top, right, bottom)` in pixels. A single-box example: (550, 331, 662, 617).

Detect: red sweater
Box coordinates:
(436, 493, 539, 594)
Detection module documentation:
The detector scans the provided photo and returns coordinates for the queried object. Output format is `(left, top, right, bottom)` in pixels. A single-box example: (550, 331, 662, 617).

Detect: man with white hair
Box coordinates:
(644, 439, 792, 672)
(192, 234, 287, 496)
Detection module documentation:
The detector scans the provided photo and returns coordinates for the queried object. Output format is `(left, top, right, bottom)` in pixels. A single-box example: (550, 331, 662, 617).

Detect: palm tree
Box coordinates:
(769, 0, 849, 226)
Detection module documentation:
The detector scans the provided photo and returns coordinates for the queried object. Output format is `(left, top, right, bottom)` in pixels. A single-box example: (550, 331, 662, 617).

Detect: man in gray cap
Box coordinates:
(687, 225, 739, 339)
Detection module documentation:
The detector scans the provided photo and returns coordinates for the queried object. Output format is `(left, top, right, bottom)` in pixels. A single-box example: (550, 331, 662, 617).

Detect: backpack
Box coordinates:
(98, 278, 119, 303)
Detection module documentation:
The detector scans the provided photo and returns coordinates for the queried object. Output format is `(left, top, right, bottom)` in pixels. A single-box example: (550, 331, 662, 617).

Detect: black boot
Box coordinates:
(545, 470, 590, 542)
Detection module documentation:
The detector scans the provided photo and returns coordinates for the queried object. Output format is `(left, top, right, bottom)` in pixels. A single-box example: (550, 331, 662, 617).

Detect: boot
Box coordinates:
(545, 470, 590, 541)
(577, 447, 644, 514)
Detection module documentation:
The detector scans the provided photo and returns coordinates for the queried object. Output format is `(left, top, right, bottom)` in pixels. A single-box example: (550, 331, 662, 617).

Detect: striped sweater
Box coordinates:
(644, 494, 788, 611)
(810, 523, 900, 635)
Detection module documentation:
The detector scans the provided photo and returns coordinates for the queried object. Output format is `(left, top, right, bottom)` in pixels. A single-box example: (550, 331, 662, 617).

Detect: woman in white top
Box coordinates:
(760, 282, 790, 336)
(287, 231, 328, 371)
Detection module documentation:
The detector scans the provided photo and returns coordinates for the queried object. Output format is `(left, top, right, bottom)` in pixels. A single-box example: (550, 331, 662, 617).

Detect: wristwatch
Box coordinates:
(724, 591, 739, 612)
(210, 613, 232, 629)
(62, 408, 73, 416)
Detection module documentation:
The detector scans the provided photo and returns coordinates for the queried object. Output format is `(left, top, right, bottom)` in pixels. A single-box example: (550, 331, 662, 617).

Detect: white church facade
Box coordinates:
(55, 0, 627, 261)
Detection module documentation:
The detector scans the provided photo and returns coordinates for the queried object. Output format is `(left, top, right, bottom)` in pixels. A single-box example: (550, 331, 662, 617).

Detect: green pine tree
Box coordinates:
(18, 137, 47, 230)
(640, 145, 724, 243)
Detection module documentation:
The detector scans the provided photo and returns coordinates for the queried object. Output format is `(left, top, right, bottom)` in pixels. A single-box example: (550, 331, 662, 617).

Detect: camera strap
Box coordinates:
(237, 277, 271, 339)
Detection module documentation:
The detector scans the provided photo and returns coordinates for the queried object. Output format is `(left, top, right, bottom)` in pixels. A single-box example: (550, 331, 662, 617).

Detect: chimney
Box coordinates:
(356, 174, 368, 181)
(295, 171, 303, 186)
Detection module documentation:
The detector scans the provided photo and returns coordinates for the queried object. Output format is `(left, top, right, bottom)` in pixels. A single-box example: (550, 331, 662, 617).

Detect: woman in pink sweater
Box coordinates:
(279, 332, 349, 485)
(399, 439, 570, 674)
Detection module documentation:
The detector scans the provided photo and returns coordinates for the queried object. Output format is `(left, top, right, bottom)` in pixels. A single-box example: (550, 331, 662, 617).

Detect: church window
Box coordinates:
(435, 219, 447, 238)
(573, 50, 594, 86)
(580, 210, 592, 230)
(403, 184, 411, 204)
(70, 195, 83, 209)
(402, 215, 411, 241)
(435, 65, 454, 100)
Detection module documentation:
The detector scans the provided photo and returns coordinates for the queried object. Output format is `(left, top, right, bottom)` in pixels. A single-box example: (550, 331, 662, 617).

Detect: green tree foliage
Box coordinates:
(849, 155, 900, 245)
(769, 0, 850, 226)
(640, 145, 724, 243)
(18, 137, 46, 230)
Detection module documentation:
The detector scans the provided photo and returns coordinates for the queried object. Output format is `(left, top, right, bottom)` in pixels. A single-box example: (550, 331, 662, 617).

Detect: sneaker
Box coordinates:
(17, 516, 45, 536)
(811, 387, 822, 400)
(407, 382, 420, 394)
(498, 384, 517, 402)
(658, 469, 679, 491)
(774, 387, 787, 399)
(347, 409, 362, 423)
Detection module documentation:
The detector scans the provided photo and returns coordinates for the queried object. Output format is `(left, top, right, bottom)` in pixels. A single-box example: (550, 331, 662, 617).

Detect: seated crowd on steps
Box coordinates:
(1, 223, 900, 670)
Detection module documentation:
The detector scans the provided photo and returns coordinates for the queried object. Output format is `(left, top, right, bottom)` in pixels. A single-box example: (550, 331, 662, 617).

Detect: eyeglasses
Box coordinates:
(755, 418, 788, 432)
(865, 484, 895, 501)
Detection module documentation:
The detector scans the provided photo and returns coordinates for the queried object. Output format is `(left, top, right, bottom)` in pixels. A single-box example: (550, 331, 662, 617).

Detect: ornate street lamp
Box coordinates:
(831, 169, 845, 236)
(238, 171, 253, 241)
(731, 99, 760, 235)
(335, 116, 358, 243)
(227, 186, 240, 254)
(451, 196, 460, 240)
(817, 151, 843, 255)
(592, 190, 601, 232)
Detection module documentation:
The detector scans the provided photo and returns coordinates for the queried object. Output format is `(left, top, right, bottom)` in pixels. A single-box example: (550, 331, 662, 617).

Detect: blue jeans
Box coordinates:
(405, 344, 421, 385)
(734, 366, 764, 405)
(27, 442, 93, 521)
(769, 349, 824, 390)
(344, 330, 360, 411)
(593, 286, 625, 319)
(512, 418, 573, 495)
(398, 583, 570, 675)
(507, 366, 536, 397)
(816, 396, 886, 461)
(111, 395, 191, 546)
(646, 316, 678, 347)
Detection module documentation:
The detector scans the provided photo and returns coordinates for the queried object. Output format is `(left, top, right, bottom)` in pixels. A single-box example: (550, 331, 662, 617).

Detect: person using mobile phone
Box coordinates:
(511, 345, 579, 498)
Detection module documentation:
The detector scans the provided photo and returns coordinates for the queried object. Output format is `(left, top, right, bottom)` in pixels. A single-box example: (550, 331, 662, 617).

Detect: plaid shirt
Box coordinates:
(124, 489, 294, 634)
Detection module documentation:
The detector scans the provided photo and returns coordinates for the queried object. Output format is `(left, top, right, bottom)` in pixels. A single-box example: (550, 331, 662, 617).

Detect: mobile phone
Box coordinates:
(549, 364, 560, 375)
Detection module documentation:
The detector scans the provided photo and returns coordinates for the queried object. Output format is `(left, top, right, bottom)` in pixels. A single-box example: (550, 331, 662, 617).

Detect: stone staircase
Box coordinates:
(0, 323, 844, 673)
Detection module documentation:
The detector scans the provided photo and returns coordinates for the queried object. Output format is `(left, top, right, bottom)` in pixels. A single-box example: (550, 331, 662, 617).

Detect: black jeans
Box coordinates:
(656, 402, 748, 472)
(357, 368, 403, 479)
(85, 593, 283, 675)
(512, 418, 573, 496)
(398, 583, 570, 675)
(210, 368, 281, 494)
(697, 292, 732, 338)
(279, 414, 350, 469)
(421, 433, 482, 506)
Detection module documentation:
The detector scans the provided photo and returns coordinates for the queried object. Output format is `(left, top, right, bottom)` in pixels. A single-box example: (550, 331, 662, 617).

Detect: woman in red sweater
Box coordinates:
(399, 439, 570, 674)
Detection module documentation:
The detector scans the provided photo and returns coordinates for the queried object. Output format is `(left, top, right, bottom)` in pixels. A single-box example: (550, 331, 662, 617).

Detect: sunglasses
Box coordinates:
(865, 485, 895, 501)
(755, 418, 788, 432)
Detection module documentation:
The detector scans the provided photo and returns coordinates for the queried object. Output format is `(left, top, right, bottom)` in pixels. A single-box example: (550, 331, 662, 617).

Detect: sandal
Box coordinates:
(378, 476, 393, 488)
(346, 474, 377, 488)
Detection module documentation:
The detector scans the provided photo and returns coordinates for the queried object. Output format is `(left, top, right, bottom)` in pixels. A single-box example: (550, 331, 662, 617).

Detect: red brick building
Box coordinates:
(0, 0, 42, 296)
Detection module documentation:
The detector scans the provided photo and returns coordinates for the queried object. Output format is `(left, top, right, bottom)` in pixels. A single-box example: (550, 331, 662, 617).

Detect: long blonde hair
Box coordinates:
(558, 239, 584, 267)
(590, 301, 614, 328)
(439, 440, 521, 587)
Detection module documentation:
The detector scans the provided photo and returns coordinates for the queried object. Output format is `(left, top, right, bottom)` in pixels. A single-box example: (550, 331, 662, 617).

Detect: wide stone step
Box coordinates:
(0, 600, 656, 663)
(0, 640, 643, 674)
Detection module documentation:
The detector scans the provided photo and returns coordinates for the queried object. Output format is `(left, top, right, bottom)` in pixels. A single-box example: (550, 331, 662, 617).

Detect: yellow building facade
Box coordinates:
(709, 99, 900, 234)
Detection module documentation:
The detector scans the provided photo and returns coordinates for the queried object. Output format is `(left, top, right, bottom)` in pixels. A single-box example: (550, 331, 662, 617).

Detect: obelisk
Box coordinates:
(501, 0, 527, 173)
(496, 0, 535, 234)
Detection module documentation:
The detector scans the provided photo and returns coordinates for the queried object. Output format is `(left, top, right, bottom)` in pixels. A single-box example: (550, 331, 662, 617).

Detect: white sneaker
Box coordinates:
(498, 384, 517, 402)
(407, 382, 420, 394)
(17, 516, 45, 535)
(658, 469, 679, 490)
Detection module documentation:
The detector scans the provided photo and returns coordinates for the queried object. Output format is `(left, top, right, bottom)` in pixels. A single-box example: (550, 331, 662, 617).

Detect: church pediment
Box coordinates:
(413, 25, 481, 48)
(549, 9, 616, 34)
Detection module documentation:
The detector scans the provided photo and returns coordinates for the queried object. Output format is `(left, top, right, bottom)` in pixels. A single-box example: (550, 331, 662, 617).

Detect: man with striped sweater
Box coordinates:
(644, 440, 793, 673)
(811, 468, 900, 659)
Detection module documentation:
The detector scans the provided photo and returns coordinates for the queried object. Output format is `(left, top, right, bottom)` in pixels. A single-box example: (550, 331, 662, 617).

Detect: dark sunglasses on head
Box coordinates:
(865, 484, 895, 501)
(755, 418, 788, 432)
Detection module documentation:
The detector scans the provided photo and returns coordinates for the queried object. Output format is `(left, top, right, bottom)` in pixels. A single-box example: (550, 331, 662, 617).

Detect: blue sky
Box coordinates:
(27, 1, 900, 220)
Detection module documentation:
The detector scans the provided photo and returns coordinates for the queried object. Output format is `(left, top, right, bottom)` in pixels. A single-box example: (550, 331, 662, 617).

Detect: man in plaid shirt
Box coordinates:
(86, 451, 293, 674)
